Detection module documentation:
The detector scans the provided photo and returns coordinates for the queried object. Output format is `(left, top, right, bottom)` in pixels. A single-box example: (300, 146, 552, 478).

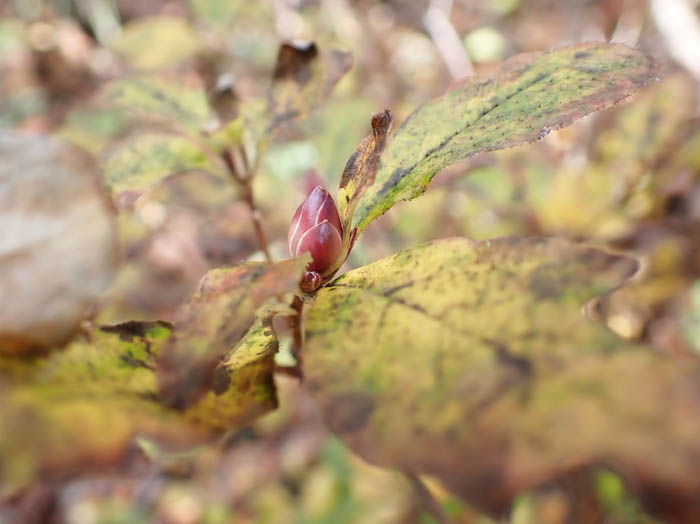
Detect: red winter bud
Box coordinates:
(288, 186, 343, 274)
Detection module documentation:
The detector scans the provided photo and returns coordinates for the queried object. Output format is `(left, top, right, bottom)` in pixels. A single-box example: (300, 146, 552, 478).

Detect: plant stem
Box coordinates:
(290, 294, 305, 378)
(222, 148, 273, 263)
(403, 470, 454, 524)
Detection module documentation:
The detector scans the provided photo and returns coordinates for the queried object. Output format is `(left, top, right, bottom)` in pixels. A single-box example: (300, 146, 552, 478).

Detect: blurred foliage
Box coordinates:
(1, 0, 700, 523)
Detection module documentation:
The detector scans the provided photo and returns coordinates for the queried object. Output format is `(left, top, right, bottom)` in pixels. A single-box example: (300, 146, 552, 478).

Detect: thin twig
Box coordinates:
(403, 470, 454, 524)
(289, 294, 305, 379)
(221, 147, 273, 263)
(244, 189, 273, 263)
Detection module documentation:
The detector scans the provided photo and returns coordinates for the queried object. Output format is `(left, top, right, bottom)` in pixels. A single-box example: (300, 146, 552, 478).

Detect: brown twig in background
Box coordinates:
(403, 470, 454, 524)
(222, 147, 273, 263)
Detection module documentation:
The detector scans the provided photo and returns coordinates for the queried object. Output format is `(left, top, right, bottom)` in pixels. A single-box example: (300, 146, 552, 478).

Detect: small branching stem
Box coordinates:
(222, 147, 273, 263)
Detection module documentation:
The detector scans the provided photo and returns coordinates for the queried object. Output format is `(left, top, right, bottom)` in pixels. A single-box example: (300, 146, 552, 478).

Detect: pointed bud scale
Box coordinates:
(288, 186, 343, 273)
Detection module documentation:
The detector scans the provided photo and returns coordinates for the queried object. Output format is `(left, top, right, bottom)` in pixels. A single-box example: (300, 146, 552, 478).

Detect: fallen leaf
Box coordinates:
(0, 132, 117, 355)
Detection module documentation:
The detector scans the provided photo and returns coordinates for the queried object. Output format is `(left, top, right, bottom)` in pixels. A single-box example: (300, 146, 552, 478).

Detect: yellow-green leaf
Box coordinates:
(108, 16, 203, 70)
(351, 43, 658, 233)
(101, 133, 218, 193)
(184, 316, 280, 429)
(0, 323, 205, 490)
(0, 316, 292, 489)
(0, 132, 117, 355)
(304, 237, 700, 520)
(157, 256, 309, 409)
(99, 73, 215, 132)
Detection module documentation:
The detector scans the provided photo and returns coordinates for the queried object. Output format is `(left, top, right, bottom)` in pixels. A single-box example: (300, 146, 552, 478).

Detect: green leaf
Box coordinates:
(0, 132, 117, 355)
(350, 43, 658, 233)
(101, 133, 219, 193)
(99, 73, 215, 133)
(157, 256, 309, 409)
(303, 237, 700, 521)
(108, 16, 203, 69)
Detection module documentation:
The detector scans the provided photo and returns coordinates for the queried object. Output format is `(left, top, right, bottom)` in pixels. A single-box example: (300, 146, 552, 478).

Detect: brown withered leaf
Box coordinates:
(157, 256, 308, 410)
(0, 132, 118, 355)
(338, 110, 393, 229)
(304, 237, 700, 523)
(267, 41, 352, 134)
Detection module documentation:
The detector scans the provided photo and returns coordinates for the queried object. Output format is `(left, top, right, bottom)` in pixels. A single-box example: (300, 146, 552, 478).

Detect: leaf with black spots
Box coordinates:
(304, 237, 700, 522)
(351, 43, 658, 234)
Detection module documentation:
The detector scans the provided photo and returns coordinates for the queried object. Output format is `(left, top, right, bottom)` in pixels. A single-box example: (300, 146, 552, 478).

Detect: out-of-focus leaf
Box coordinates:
(157, 256, 309, 409)
(338, 110, 392, 228)
(0, 132, 117, 355)
(108, 16, 203, 69)
(528, 74, 696, 238)
(102, 133, 219, 193)
(684, 280, 700, 353)
(99, 73, 215, 133)
(594, 73, 695, 178)
(184, 316, 280, 429)
(56, 106, 130, 155)
(267, 42, 352, 135)
(0, 323, 205, 490)
(304, 237, 700, 522)
(351, 43, 658, 233)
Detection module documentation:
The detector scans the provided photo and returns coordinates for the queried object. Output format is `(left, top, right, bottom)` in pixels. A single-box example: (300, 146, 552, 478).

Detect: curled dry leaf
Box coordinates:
(157, 256, 309, 410)
(304, 237, 700, 522)
(267, 41, 353, 134)
(338, 109, 393, 229)
(0, 132, 117, 355)
(350, 42, 658, 234)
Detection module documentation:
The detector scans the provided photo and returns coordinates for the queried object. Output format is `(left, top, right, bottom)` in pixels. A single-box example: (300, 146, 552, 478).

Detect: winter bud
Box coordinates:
(288, 185, 343, 274)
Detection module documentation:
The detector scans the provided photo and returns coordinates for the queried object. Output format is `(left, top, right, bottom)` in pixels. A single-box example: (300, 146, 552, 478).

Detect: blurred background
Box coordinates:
(1, 0, 699, 522)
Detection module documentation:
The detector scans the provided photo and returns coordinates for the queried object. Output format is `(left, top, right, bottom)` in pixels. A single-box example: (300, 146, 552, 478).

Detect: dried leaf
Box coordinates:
(0, 132, 117, 355)
(157, 256, 309, 409)
(267, 42, 352, 134)
(351, 43, 658, 233)
(338, 110, 392, 228)
(304, 237, 700, 522)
